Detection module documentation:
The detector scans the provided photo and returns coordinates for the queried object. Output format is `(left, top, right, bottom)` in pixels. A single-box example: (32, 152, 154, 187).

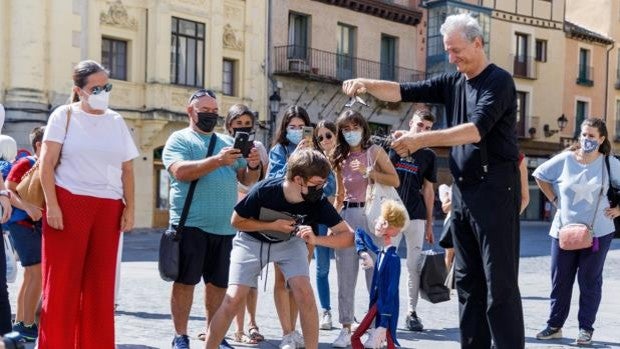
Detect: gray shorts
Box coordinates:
(228, 232, 310, 288)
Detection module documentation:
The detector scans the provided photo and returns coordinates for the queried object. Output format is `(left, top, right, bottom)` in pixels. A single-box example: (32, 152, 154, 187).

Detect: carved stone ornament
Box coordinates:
(100, 0, 138, 31)
(223, 24, 243, 50)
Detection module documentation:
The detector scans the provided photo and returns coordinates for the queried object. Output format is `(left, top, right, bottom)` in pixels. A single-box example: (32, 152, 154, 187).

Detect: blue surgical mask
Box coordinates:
(580, 137, 599, 153)
(343, 130, 363, 146)
(286, 128, 303, 144)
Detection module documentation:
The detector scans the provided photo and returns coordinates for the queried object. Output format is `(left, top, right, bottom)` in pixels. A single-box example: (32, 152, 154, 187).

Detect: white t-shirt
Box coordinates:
(43, 104, 139, 200)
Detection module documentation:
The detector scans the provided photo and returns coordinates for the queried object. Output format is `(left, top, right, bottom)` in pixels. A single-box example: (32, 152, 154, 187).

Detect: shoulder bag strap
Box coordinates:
(177, 134, 218, 229)
(588, 159, 605, 228)
(605, 155, 613, 197)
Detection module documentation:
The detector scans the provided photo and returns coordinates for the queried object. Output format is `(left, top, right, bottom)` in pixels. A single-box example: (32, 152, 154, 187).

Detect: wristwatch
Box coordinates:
(0, 190, 10, 199)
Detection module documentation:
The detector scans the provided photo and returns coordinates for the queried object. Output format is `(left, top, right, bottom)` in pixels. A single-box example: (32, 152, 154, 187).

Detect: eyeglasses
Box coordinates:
(317, 132, 333, 142)
(344, 95, 369, 108)
(189, 89, 216, 103)
(89, 83, 113, 95)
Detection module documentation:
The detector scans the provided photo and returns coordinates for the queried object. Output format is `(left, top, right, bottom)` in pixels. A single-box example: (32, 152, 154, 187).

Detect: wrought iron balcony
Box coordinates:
(511, 54, 538, 79)
(273, 45, 426, 84)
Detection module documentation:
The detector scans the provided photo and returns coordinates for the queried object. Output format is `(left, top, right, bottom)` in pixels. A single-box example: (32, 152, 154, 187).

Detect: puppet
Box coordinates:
(351, 199, 407, 349)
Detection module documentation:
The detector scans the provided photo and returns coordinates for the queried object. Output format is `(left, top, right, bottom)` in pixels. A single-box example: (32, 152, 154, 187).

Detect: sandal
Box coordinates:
(234, 331, 258, 344)
(248, 326, 265, 342)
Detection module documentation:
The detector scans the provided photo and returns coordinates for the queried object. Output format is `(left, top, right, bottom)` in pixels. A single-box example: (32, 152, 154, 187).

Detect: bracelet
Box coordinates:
(247, 163, 261, 171)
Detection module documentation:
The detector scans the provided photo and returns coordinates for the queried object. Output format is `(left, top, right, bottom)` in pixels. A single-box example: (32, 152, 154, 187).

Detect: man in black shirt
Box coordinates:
(203, 149, 354, 349)
(342, 13, 524, 349)
(388, 109, 437, 332)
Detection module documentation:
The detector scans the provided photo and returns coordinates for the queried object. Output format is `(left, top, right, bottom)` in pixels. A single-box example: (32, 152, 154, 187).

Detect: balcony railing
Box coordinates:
(273, 45, 426, 84)
(576, 66, 594, 86)
(511, 55, 537, 79)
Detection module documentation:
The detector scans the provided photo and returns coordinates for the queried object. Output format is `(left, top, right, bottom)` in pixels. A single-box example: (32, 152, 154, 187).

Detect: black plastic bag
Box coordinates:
(438, 219, 453, 249)
(419, 250, 450, 304)
(158, 227, 181, 282)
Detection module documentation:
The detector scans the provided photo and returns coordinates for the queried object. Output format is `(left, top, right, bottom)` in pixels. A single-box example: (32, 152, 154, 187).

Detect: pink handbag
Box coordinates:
(558, 223, 593, 250)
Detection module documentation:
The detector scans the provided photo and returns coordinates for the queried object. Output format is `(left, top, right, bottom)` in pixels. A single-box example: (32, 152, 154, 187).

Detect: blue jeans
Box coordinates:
(314, 224, 332, 311)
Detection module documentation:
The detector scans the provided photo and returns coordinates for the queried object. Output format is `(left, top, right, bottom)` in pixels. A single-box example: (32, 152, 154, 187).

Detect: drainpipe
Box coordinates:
(604, 42, 614, 123)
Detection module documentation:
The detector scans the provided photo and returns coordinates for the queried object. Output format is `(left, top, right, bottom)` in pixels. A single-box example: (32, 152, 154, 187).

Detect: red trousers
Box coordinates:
(39, 186, 123, 349)
(351, 304, 396, 349)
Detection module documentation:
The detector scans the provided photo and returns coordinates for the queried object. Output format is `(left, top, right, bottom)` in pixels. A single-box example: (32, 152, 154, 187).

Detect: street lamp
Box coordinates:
(543, 114, 569, 137)
(269, 90, 281, 145)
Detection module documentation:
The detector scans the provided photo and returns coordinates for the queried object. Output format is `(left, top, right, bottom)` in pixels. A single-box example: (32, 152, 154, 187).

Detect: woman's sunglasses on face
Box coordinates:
(89, 83, 113, 95)
(317, 132, 333, 142)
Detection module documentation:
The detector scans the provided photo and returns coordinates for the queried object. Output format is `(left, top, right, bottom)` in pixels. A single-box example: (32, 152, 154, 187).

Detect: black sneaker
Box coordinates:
(405, 311, 424, 331)
(536, 326, 562, 340)
(172, 334, 190, 349)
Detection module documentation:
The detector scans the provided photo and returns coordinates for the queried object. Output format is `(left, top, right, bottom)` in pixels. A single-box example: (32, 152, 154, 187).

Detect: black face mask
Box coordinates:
(301, 184, 324, 203)
(196, 112, 219, 133)
(233, 127, 254, 136)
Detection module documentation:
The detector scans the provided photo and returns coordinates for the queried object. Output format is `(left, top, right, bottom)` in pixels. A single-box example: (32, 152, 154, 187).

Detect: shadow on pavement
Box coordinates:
(396, 327, 460, 342)
(117, 345, 160, 349)
(115, 310, 205, 322)
(524, 336, 619, 348)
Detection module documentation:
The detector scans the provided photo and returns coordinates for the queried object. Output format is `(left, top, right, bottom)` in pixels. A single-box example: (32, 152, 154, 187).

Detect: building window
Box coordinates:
(380, 34, 397, 81)
(101, 38, 128, 80)
(170, 17, 205, 87)
(222, 59, 235, 96)
(368, 122, 390, 137)
(288, 12, 309, 60)
(337, 23, 356, 80)
(514, 33, 529, 77)
(574, 100, 588, 138)
(516, 91, 527, 138)
(577, 48, 593, 86)
(535, 39, 547, 62)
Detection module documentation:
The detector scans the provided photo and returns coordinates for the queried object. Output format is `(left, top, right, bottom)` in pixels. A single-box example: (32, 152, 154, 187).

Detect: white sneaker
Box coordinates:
(280, 332, 297, 349)
(332, 328, 351, 348)
(320, 310, 333, 330)
(292, 330, 305, 348)
(363, 327, 386, 349)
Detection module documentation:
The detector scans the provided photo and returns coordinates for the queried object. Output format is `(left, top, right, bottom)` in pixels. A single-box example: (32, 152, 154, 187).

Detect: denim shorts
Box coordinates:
(228, 232, 309, 288)
(8, 222, 42, 267)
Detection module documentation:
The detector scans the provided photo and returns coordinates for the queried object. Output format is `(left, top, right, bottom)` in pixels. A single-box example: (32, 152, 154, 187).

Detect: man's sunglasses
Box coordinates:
(89, 83, 113, 95)
(317, 132, 333, 142)
(189, 89, 216, 103)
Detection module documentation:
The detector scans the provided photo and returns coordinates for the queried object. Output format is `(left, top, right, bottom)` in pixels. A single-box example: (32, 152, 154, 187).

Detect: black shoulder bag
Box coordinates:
(604, 155, 620, 239)
(158, 134, 218, 281)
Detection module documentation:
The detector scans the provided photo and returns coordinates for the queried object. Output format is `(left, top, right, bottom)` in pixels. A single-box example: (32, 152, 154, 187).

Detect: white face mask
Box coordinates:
(86, 90, 110, 111)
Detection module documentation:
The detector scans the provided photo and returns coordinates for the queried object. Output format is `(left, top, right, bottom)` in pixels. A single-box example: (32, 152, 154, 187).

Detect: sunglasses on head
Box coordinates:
(89, 83, 113, 95)
(317, 133, 333, 142)
(189, 89, 216, 103)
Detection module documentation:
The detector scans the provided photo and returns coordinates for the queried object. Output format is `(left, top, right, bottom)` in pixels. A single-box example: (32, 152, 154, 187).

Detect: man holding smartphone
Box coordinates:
(163, 89, 262, 349)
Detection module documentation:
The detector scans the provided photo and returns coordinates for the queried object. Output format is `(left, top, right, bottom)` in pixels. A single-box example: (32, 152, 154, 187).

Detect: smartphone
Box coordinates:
(303, 126, 314, 143)
(233, 132, 252, 157)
